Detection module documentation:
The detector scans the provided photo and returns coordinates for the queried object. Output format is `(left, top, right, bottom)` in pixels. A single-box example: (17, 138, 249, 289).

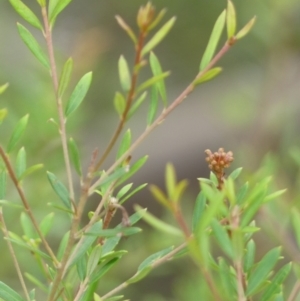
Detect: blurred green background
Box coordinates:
(1, 0, 300, 300)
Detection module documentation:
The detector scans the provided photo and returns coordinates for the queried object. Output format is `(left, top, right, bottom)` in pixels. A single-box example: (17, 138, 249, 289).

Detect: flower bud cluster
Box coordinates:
(205, 148, 234, 176)
(137, 2, 155, 30)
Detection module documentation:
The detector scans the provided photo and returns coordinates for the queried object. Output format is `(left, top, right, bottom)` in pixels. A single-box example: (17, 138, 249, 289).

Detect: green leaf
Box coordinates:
(116, 130, 131, 161)
(142, 17, 176, 56)
(47, 171, 71, 209)
(226, 0, 237, 38)
(90, 257, 120, 284)
(57, 231, 70, 261)
(200, 10, 226, 70)
(136, 72, 170, 94)
(118, 55, 131, 92)
(260, 263, 291, 301)
(0, 108, 8, 125)
(118, 184, 146, 206)
(211, 218, 234, 258)
(58, 57, 73, 97)
(263, 189, 286, 203)
(236, 16, 257, 40)
(193, 67, 222, 85)
(229, 167, 243, 180)
(117, 155, 148, 186)
(165, 163, 176, 200)
(20, 212, 36, 239)
(0, 200, 23, 210)
(173, 179, 188, 203)
(149, 52, 167, 105)
(0, 281, 24, 301)
(246, 247, 281, 296)
(115, 15, 137, 44)
(36, 0, 46, 7)
(39, 212, 54, 237)
(7, 114, 29, 153)
(113, 92, 126, 117)
(149, 185, 171, 210)
(116, 183, 133, 199)
(100, 250, 127, 263)
(244, 239, 256, 273)
(97, 168, 128, 192)
(134, 205, 182, 236)
(192, 192, 207, 232)
(18, 164, 44, 181)
(237, 181, 249, 205)
(77, 255, 87, 281)
(68, 221, 102, 267)
(49, 0, 72, 26)
(68, 137, 82, 176)
(291, 208, 300, 249)
(0, 169, 7, 199)
(147, 86, 159, 125)
(65, 72, 92, 117)
(16, 147, 26, 180)
(86, 227, 141, 238)
(9, 0, 43, 29)
(148, 8, 167, 31)
(25, 273, 48, 292)
(0, 83, 9, 95)
(127, 91, 147, 120)
(17, 24, 49, 69)
(218, 258, 235, 300)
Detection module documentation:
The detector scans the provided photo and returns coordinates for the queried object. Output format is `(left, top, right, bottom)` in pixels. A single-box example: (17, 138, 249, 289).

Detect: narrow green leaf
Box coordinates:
(193, 67, 222, 86)
(57, 231, 70, 261)
(136, 72, 170, 94)
(39, 212, 54, 237)
(117, 155, 148, 186)
(237, 181, 249, 205)
(200, 10, 226, 70)
(291, 208, 300, 249)
(17, 23, 49, 69)
(9, 0, 43, 29)
(77, 255, 87, 281)
(246, 247, 281, 296)
(211, 218, 234, 258)
(218, 258, 235, 300)
(18, 164, 44, 181)
(49, 0, 72, 26)
(69, 221, 102, 267)
(118, 55, 131, 92)
(149, 52, 167, 105)
(114, 92, 126, 117)
(68, 137, 82, 176)
(47, 171, 71, 209)
(115, 15, 137, 44)
(147, 86, 159, 125)
(0, 169, 7, 199)
(134, 205, 182, 236)
(260, 263, 291, 301)
(0, 200, 23, 210)
(90, 258, 120, 284)
(7, 114, 29, 153)
(16, 147, 26, 180)
(116, 129, 131, 160)
(192, 191, 207, 232)
(127, 91, 147, 120)
(263, 189, 286, 203)
(0, 108, 8, 125)
(36, 0, 46, 7)
(244, 239, 256, 273)
(116, 183, 133, 199)
(173, 179, 188, 203)
(0, 281, 24, 301)
(119, 183, 147, 204)
(25, 273, 48, 292)
(47, 202, 73, 214)
(20, 212, 36, 239)
(226, 0, 237, 38)
(100, 250, 127, 263)
(86, 227, 141, 238)
(229, 167, 243, 180)
(148, 8, 167, 31)
(236, 16, 257, 40)
(149, 184, 171, 210)
(165, 163, 176, 200)
(97, 168, 128, 191)
(65, 72, 92, 117)
(58, 57, 73, 97)
(142, 17, 176, 56)
(0, 83, 9, 95)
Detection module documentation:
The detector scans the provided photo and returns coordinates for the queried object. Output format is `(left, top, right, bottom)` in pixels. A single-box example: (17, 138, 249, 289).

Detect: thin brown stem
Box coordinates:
(94, 30, 147, 172)
(173, 206, 191, 239)
(41, 6, 76, 212)
(0, 146, 58, 265)
(89, 41, 232, 195)
(0, 209, 31, 301)
(202, 268, 223, 301)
